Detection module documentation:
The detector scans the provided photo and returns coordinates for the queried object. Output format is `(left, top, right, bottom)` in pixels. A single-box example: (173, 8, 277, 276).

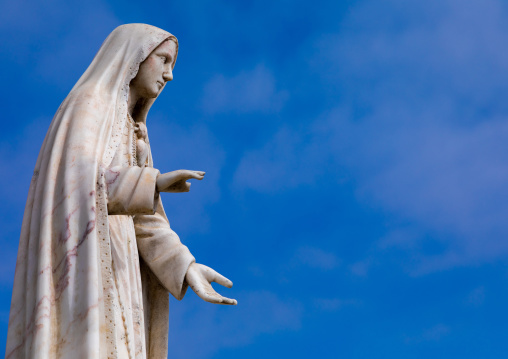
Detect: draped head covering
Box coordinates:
(6, 24, 177, 359)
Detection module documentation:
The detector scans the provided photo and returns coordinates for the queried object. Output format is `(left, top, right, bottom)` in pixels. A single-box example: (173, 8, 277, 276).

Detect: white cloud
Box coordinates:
(313, 298, 359, 312)
(0, 0, 120, 89)
(293, 246, 340, 271)
(405, 324, 450, 344)
(202, 64, 288, 114)
(233, 125, 329, 192)
(168, 290, 302, 359)
(466, 286, 485, 307)
(349, 258, 372, 277)
(233, 0, 508, 273)
(34, 3, 120, 89)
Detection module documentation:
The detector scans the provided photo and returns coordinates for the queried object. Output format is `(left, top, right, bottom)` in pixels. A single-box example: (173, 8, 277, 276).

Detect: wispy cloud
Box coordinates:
(202, 64, 288, 114)
(34, 2, 120, 89)
(233, 0, 508, 273)
(405, 324, 450, 344)
(233, 126, 328, 192)
(293, 246, 340, 271)
(465, 286, 485, 307)
(349, 258, 372, 277)
(169, 290, 302, 359)
(313, 298, 359, 312)
(0, 0, 119, 89)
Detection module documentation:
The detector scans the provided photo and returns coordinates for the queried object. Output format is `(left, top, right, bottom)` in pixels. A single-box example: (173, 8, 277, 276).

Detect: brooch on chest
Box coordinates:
(134, 122, 149, 167)
(128, 112, 149, 167)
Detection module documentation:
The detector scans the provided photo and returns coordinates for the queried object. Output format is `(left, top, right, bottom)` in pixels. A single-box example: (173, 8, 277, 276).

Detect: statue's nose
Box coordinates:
(163, 69, 173, 82)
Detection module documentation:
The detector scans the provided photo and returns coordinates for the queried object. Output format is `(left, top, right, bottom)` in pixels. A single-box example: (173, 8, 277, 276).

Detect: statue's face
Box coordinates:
(130, 39, 177, 99)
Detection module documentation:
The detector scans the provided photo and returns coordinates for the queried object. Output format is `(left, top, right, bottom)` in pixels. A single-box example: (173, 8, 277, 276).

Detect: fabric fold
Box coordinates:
(106, 166, 160, 215)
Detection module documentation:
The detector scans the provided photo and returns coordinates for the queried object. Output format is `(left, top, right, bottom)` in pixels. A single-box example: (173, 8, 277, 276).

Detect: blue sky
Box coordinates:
(1, 0, 508, 357)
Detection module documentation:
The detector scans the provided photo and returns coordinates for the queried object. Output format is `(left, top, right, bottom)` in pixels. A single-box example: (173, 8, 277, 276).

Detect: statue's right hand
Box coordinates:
(156, 170, 205, 193)
(185, 263, 237, 305)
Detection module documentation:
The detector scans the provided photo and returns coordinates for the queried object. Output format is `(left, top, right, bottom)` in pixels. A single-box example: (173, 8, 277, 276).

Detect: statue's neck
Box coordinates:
(127, 88, 148, 122)
(127, 87, 139, 117)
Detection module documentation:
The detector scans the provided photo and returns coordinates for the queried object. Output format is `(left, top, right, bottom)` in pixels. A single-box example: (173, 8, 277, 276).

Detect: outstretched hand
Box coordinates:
(185, 263, 237, 305)
(156, 170, 205, 193)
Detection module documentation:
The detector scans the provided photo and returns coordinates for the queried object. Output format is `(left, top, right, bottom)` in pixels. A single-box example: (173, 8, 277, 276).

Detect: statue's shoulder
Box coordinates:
(61, 84, 111, 112)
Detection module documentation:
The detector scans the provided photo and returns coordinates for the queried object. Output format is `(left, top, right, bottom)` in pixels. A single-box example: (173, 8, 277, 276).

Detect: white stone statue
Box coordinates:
(5, 24, 236, 359)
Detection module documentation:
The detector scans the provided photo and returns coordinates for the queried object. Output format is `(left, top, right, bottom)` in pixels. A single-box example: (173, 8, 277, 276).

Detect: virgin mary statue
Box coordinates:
(5, 24, 236, 359)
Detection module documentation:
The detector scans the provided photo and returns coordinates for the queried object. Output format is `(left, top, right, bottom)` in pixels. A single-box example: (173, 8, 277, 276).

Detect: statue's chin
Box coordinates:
(143, 92, 159, 99)
(137, 86, 160, 100)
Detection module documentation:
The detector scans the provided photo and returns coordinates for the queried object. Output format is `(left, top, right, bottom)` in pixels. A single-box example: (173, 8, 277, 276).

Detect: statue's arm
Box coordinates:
(134, 209, 237, 305)
(133, 205, 195, 300)
(106, 166, 236, 304)
(106, 165, 160, 215)
(106, 167, 205, 215)
(105, 165, 197, 299)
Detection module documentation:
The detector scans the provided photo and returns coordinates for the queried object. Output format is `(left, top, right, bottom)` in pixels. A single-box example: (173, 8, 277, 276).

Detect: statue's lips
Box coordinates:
(157, 81, 164, 88)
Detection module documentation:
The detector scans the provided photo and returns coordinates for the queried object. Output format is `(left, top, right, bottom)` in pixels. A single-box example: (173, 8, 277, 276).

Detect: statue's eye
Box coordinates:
(160, 56, 167, 63)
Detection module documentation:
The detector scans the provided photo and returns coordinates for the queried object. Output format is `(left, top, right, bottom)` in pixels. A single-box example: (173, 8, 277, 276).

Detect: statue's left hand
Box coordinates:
(185, 263, 237, 305)
(156, 170, 205, 193)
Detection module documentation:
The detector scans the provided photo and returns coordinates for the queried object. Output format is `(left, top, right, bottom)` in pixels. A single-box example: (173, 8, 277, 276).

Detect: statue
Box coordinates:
(5, 24, 236, 359)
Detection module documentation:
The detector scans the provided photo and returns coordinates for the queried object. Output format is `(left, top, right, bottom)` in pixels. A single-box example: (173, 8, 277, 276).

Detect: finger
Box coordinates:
(218, 297, 237, 305)
(188, 171, 205, 180)
(199, 265, 233, 288)
(166, 180, 191, 193)
(212, 272, 233, 288)
(198, 290, 225, 304)
(198, 290, 237, 306)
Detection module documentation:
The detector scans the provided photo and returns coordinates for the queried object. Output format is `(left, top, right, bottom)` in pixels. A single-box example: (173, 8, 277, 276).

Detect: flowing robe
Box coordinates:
(5, 24, 193, 359)
(106, 114, 194, 358)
